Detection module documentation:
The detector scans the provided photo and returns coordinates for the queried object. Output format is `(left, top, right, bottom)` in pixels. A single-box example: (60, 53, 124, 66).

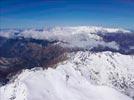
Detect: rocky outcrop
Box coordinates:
(0, 37, 67, 85)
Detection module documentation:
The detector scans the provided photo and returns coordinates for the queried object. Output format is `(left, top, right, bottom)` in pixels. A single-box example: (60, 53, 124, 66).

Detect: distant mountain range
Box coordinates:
(0, 26, 134, 100)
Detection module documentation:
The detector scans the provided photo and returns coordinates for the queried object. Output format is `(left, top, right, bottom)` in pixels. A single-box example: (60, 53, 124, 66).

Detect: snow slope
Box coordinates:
(0, 51, 133, 100)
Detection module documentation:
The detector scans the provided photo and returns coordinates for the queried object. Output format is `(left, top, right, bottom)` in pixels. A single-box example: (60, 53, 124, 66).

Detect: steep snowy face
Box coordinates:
(69, 51, 134, 97)
(0, 51, 134, 100)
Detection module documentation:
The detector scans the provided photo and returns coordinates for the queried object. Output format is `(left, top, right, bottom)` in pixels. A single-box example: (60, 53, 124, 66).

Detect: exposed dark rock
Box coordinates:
(0, 37, 67, 85)
(96, 32, 134, 55)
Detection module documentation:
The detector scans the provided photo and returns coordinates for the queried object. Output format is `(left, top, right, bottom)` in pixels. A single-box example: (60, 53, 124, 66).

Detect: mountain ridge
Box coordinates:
(0, 51, 133, 100)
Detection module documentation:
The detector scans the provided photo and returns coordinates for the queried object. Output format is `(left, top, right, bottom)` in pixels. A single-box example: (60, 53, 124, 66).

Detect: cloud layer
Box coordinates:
(0, 26, 133, 52)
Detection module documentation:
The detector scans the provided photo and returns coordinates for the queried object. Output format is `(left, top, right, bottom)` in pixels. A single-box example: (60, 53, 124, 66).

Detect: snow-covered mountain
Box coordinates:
(0, 26, 134, 100)
(0, 51, 134, 100)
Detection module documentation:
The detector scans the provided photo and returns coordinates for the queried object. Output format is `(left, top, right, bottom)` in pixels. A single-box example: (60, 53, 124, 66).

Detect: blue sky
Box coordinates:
(0, 0, 134, 29)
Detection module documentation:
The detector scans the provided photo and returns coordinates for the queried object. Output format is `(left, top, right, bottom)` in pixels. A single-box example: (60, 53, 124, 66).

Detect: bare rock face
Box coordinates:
(0, 37, 67, 85)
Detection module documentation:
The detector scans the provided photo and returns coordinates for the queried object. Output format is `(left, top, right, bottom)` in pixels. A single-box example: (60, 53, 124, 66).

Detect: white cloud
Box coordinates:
(0, 26, 129, 50)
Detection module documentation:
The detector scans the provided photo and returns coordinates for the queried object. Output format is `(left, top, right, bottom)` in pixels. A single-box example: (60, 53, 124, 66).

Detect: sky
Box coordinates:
(0, 0, 134, 29)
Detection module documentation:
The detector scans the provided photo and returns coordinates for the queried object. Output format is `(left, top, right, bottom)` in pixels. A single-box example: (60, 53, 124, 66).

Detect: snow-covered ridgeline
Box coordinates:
(0, 51, 134, 100)
(70, 51, 134, 96)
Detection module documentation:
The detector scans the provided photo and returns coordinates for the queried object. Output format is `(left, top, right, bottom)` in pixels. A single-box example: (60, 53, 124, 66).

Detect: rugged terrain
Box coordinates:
(0, 26, 134, 100)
